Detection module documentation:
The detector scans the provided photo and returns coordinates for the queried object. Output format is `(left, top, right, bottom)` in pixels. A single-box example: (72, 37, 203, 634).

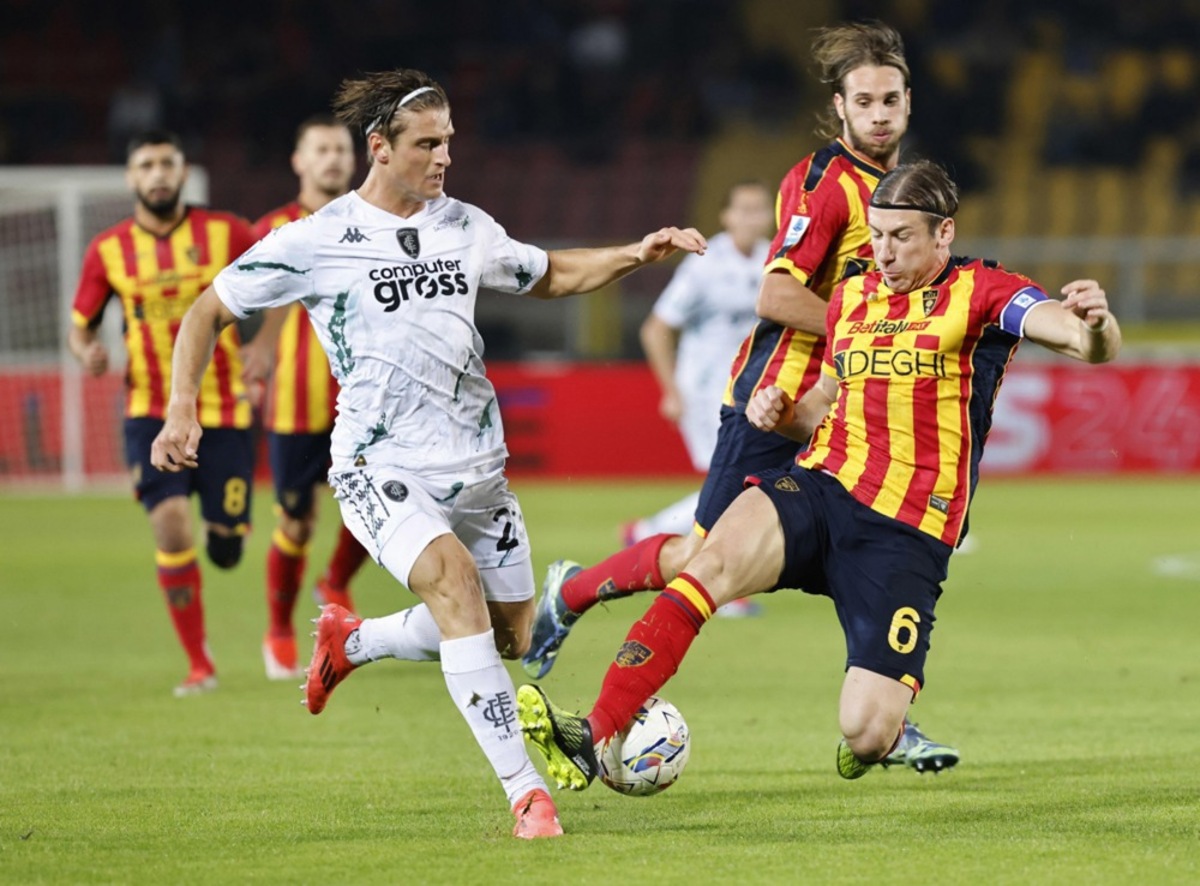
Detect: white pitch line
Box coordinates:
(1151, 554, 1200, 580)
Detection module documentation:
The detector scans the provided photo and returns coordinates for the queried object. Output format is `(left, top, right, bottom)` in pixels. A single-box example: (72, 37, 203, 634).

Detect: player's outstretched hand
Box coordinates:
(1060, 279, 1112, 330)
(151, 412, 203, 472)
(636, 227, 707, 265)
(747, 385, 795, 433)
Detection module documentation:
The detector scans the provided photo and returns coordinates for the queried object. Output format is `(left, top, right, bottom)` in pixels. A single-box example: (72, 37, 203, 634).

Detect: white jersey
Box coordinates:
(213, 191, 548, 479)
(650, 231, 768, 468)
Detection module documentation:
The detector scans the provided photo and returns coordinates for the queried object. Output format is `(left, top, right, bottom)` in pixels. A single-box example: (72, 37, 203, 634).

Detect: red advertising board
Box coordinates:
(2, 361, 1199, 483)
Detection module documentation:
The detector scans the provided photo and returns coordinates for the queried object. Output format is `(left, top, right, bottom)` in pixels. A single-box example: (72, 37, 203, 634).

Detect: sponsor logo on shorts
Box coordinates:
(382, 480, 408, 502)
(774, 476, 800, 492)
(615, 640, 654, 668)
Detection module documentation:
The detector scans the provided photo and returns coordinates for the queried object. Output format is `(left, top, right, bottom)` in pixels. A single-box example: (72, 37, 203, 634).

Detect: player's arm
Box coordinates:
(640, 313, 683, 423)
(746, 374, 838, 442)
(755, 270, 829, 337)
(67, 325, 109, 377)
(68, 241, 112, 376)
(239, 305, 288, 391)
(1022, 279, 1121, 363)
(150, 286, 239, 472)
(527, 227, 707, 299)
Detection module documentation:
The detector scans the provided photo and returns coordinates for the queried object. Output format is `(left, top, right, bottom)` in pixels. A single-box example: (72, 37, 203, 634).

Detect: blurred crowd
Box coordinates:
(4, 0, 1200, 218)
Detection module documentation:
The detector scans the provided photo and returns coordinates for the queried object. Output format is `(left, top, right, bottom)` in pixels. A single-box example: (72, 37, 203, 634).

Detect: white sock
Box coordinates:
(634, 491, 700, 541)
(441, 629, 546, 807)
(346, 604, 441, 665)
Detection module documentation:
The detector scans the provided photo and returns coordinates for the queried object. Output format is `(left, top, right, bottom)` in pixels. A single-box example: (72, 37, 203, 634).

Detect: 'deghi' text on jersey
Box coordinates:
(212, 192, 549, 480)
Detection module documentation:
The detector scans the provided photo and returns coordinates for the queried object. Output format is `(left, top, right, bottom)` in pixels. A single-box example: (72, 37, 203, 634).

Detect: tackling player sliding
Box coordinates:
(516, 159, 1122, 790)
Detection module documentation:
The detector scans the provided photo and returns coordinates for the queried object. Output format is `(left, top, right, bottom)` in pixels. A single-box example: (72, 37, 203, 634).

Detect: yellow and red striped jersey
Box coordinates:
(724, 138, 884, 410)
(798, 257, 1050, 546)
(253, 202, 339, 434)
(72, 208, 256, 428)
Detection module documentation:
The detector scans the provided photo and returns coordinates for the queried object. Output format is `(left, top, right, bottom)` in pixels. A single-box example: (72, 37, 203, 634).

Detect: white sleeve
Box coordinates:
(651, 254, 701, 330)
(212, 220, 316, 319)
(478, 212, 549, 294)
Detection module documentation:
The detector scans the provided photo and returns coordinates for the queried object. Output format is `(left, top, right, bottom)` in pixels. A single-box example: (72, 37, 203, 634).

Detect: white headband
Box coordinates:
(365, 86, 438, 135)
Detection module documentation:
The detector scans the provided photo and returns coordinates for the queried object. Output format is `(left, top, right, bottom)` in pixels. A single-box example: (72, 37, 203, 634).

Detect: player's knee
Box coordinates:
(278, 512, 314, 546)
(206, 530, 244, 570)
(840, 712, 902, 763)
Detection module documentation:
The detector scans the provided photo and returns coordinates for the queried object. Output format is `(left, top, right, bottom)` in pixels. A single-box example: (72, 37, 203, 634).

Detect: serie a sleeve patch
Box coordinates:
(782, 214, 811, 248)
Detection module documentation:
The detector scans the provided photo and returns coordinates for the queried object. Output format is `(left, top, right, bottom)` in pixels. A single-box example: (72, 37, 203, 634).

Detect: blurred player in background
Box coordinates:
(151, 69, 707, 838)
(625, 181, 771, 616)
(517, 160, 1123, 789)
(68, 130, 257, 696)
(523, 20, 959, 774)
(631, 179, 773, 617)
(240, 115, 370, 681)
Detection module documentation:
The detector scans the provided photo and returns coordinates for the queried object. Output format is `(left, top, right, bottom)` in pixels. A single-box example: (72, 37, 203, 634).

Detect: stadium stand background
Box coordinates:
(3, 0, 1199, 358)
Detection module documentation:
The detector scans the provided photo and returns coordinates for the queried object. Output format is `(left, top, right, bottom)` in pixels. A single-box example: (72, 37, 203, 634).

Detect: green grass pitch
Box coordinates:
(2, 477, 1198, 884)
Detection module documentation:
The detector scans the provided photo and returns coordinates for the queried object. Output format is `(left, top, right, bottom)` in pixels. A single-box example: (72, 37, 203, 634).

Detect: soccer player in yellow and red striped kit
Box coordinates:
(242, 116, 369, 680)
(517, 159, 1123, 788)
(68, 130, 257, 696)
(525, 21, 959, 771)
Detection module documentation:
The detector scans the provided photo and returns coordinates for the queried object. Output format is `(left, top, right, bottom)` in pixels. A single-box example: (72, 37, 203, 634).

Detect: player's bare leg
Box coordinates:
(836, 668, 911, 779)
(305, 533, 560, 837)
(149, 496, 216, 696)
(487, 599, 533, 660)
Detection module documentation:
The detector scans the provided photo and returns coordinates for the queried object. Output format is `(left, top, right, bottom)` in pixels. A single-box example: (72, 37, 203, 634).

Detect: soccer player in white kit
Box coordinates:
(627, 181, 773, 546)
(150, 69, 706, 840)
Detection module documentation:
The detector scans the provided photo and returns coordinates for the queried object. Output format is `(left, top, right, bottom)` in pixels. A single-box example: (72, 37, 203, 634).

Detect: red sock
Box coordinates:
(320, 524, 368, 591)
(586, 572, 715, 742)
(156, 549, 211, 672)
(266, 528, 307, 637)
(560, 534, 674, 615)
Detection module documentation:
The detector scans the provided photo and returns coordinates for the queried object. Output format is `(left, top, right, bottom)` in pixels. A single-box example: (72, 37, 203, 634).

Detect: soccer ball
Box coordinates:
(598, 696, 691, 796)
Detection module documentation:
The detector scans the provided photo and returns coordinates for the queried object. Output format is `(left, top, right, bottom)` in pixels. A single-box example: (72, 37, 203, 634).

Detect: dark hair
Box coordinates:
(871, 160, 959, 231)
(294, 113, 349, 147)
(332, 69, 449, 143)
(126, 129, 184, 160)
(811, 22, 910, 139)
(721, 179, 772, 210)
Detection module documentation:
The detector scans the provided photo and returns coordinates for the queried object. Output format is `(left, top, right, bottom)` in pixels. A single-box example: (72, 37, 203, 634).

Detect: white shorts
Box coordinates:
(329, 467, 534, 602)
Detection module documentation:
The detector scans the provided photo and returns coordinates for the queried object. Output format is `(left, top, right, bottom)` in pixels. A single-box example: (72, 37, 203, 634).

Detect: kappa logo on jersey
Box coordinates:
(369, 259, 469, 311)
(396, 227, 420, 258)
(339, 227, 371, 244)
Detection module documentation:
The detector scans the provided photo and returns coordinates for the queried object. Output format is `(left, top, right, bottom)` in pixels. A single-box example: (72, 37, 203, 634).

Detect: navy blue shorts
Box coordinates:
(694, 405, 800, 534)
(267, 431, 333, 518)
(749, 466, 952, 694)
(125, 418, 254, 531)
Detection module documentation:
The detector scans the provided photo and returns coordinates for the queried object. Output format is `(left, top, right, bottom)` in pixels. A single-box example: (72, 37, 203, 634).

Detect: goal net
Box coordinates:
(0, 167, 208, 489)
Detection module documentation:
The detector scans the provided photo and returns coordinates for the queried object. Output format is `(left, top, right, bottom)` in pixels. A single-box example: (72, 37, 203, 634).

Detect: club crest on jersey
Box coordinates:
(396, 228, 420, 259)
(922, 289, 939, 316)
(186, 245, 202, 265)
